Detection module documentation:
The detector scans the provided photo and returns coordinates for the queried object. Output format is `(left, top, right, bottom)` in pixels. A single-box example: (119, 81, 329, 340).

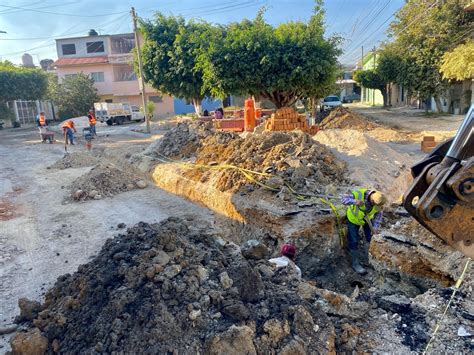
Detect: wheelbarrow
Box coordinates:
(39, 127, 55, 144)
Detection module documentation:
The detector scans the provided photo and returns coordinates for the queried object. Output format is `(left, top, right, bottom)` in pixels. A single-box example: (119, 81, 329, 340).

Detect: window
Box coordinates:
(149, 95, 163, 103)
(324, 96, 340, 102)
(90, 72, 105, 82)
(105, 99, 113, 103)
(131, 105, 140, 112)
(86, 41, 105, 53)
(113, 65, 137, 81)
(62, 44, 76, 55)
(64, 74, 77, 80)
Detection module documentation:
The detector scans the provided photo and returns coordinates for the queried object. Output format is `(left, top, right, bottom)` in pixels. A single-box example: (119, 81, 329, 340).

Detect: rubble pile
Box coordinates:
(319, 107, 379, 130)
(11, 218, 473, 353)
(48, 152, 102, 170)
(144, 123, 347, 194)
(147, 120, 214, 159)
(193, 130, 347, 193)
(10, 218, 336, 354)
(69, 164, 147, 201)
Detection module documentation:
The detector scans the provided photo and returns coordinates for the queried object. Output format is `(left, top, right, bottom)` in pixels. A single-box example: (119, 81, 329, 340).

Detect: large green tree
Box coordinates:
(354, 69, 389, 106)
(140, 14, 211, 114)
(440, 41, 474, 81)
(389, 0, 473, 111)
(199, 5, 340, 108)
(0, 61, 48, 123)
(47, 73, 100, 119)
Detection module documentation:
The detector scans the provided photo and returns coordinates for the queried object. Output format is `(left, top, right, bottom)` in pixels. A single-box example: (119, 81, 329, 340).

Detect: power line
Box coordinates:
(0, 13, 129, 57)
(0, 1, 79, 15)
(343, 0, 393, 52)
(0, 4, 128, 17)
(342, 0, 439, 64)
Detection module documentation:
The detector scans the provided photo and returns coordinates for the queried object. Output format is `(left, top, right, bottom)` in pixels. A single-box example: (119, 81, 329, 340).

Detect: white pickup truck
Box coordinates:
(94, 102, 145, 126)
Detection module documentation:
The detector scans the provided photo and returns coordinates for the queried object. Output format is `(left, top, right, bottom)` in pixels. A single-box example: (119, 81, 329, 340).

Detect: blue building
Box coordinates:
(173, 97, 223, 114)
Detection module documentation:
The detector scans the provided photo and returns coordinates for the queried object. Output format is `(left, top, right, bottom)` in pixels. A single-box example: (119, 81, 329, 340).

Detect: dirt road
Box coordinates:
(0, 124, 216, 351)
(350, 105, 463, 133)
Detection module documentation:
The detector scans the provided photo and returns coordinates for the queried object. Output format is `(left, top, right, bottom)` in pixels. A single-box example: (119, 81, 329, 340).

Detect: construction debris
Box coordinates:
(143, 123, 347, 194)
(11, 218, 336, 354)
(69, 164, 144, 201)
(319, 106, 379, 130)
(48, 152, 102, 170)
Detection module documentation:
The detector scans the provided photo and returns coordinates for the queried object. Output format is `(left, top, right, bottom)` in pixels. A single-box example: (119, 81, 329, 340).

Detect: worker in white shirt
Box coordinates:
(268, 243, 302, 279)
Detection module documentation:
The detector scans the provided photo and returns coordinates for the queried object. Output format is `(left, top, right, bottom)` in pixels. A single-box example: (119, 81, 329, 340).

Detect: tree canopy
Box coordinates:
(47, 73, 100, 119)
(140, 3, 341, 111)
(440, 41, 474, 81)
(140, 14, 211, 114)
(0, 60, 48, 102)
(199, 6, 340, 108)
(388, 0, 473, 110)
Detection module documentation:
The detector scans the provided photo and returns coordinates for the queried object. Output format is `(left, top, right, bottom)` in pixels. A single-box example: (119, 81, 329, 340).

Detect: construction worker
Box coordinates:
(88, 109, 97, 137)
(36, 111, 47, 141)
(268, 243, 302, 278)
(62, 120, 77, 145)
(36, 111, 47, 128)
(341, 189, 386, 275)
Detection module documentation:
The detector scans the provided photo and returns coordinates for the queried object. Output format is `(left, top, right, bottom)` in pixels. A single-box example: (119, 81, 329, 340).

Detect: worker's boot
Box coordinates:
(361, 243, 371, 267)
(349, 250, 367, 275)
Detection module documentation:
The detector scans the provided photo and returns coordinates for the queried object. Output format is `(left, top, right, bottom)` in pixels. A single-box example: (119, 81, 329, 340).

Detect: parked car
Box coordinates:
(342, 93, 361, 103)
(320, 96, 342, 112)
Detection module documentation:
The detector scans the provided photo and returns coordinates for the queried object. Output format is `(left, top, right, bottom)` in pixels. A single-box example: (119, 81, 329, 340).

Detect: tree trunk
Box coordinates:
(192, 97, 202, 115)
(434, 95, 443, 113)
(387, 83, 392, 107)
(380, 87, 388, 107)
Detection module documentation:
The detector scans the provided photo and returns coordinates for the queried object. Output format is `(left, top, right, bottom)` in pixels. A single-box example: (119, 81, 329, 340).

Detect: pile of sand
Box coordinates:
(69, 164, 146, 200)
(314, 129, 415, 203)
(48, 152, 102, 170)
(319, 107, 379, 130)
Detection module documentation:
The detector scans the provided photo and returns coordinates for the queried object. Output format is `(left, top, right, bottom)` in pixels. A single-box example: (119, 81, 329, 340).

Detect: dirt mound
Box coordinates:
(69, 164, 146, 200)
(144, 123, 347, 194)
(319, 107, 379, 130)
(49, 152, 102, 170)
(193, 131, 347, 193)
(150, 120, 214, 158)
(11, 218, 336, 354)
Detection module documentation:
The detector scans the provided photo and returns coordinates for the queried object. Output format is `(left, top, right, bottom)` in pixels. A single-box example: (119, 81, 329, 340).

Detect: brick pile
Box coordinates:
(264, 107, 319, 134)
(421, 136, 437, 153)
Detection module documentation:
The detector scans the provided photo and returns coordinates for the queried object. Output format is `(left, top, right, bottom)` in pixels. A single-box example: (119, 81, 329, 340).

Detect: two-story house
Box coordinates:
(54, 31, 174, 118)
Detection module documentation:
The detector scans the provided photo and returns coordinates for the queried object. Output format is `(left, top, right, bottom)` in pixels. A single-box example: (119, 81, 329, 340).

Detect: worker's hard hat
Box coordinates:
(281, 243, 296, 259)
(370, 191, 386, 206)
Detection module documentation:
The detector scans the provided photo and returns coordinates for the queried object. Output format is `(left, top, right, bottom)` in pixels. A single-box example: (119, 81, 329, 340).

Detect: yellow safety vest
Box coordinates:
(346, 188, 380, 226)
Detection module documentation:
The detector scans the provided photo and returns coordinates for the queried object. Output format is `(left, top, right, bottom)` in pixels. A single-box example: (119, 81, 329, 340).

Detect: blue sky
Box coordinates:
(0, 0, 405, 65)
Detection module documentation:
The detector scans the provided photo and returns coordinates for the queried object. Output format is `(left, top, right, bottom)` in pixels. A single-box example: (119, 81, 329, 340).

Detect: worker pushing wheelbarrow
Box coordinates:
(36, 111, 55, 143)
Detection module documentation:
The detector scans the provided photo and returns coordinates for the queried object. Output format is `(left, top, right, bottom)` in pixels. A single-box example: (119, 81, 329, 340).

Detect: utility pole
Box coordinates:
(372, 46, 376, 106)
(131, 7, 149, 133)
(361, 46, 364, 103)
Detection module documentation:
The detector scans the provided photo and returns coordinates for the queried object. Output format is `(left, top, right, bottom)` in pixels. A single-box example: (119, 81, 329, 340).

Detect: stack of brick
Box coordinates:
(421, 136, 437, 153)
(264, 107, 319, 134)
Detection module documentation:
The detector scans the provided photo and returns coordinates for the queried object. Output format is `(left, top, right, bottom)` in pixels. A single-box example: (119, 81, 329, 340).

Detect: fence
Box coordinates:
(7, 100, 55, 125)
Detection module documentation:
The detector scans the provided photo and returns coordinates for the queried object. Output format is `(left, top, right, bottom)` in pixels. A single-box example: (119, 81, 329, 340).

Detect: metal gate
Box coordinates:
(7, 100, 54, 125)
